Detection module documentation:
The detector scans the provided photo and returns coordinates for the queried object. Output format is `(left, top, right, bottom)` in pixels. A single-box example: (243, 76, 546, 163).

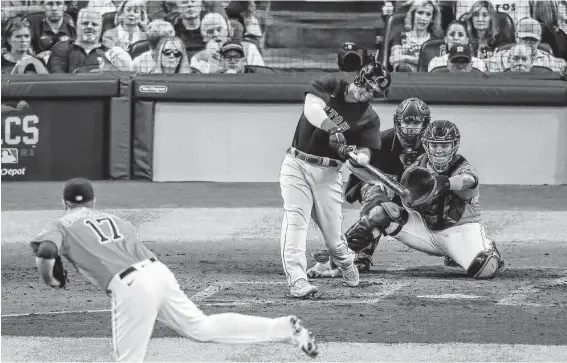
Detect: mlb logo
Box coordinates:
(1, 148, 18, 164)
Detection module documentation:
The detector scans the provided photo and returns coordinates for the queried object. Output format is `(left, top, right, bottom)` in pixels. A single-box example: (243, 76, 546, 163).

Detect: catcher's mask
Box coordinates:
(393, 98, 430, 148)
(353, 61, 391, 97)
(422, 120, 461, 173)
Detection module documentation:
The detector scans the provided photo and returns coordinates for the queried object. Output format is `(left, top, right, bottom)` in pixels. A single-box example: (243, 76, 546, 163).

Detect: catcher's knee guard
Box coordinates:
(467, 244, 505, 279)
(345, 202, 408, 252)
(366, 202, 408, 236)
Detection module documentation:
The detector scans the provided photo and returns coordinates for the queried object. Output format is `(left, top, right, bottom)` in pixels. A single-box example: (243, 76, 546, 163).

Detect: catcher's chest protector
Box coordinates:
(416, 155, 467, 230)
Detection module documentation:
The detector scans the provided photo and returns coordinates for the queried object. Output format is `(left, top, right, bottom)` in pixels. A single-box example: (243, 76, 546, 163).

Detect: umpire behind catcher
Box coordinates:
(279, 62, 392, 298)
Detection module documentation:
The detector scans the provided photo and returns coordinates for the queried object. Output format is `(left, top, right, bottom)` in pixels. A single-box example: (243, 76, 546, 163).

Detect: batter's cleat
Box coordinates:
(290, 316, 319, 358)
(340, 263, 360, 287)
(307, 260, 341, 278)
(354, 251, 373, 273)
(290, 279, 318, 298)
(444, 256, 460, 267)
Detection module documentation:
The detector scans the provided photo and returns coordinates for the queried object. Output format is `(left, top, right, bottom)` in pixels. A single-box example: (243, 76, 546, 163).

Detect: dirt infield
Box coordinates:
(2, 182, 567, 361)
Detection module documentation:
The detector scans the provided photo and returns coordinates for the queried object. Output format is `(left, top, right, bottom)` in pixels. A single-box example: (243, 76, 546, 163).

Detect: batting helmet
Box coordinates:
(393, 98, 431, 148)
(422, 120, 461, 173)
(353, 61, 391, 95)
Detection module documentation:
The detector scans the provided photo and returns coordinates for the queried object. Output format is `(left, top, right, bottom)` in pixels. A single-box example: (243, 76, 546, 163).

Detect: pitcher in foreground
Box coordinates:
(30, 178, 318, 362)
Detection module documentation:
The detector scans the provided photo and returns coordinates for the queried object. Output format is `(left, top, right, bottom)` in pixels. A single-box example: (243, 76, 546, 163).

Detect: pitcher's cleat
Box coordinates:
(290, 279, 318, 298)
(290, 316, 319, 358)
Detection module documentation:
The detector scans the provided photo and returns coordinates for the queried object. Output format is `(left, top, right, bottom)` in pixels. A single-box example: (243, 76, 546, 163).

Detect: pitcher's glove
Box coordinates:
(53, 256, 68, 289)
(400, 166, 448, 209)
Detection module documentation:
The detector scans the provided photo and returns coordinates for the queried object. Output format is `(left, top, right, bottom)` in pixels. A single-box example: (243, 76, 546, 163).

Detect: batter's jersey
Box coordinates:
(30, 207, 156, 291)
(412, 154, 481, 229)
(291, 74, 381, 159)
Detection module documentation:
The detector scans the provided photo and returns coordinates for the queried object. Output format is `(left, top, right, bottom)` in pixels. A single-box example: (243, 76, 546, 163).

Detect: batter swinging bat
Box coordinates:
(348, 151, 409, 199)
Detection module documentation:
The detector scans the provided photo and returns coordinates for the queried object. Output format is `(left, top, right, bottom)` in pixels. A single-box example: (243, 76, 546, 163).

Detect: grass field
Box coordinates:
(2, 182, 567, 362)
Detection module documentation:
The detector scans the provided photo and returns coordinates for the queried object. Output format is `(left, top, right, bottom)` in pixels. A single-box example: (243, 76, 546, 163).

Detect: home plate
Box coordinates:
(417, 294, 483, 300)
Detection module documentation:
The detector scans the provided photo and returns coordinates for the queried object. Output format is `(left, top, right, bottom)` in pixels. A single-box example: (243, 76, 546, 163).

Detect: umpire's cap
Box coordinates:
(63, 178, 94, 203)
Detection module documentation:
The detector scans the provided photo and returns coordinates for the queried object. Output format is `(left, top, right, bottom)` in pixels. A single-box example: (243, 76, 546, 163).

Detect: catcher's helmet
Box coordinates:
(393, 98, 431, 148)
(422, 120, 461, 173)
(353, 61, 391, 96)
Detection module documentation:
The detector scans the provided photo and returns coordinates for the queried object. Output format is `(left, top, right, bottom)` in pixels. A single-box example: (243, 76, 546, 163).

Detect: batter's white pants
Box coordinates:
(108, 260, 299, 362)
(279, 154, 355, 286)
(392, 209, 492, 270)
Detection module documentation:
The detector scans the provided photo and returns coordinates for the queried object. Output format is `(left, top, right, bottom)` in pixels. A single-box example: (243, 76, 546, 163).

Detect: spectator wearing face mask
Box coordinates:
(486, 17, 566, 72)
(428, 20, 487, 72)
(506, 43, 536, 72)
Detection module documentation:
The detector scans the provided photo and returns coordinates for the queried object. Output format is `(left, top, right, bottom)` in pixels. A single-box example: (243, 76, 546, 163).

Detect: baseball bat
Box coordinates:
(348, 151, 409, 198)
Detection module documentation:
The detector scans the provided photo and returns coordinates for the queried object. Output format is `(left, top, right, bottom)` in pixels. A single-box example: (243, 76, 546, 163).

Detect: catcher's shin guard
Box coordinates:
(467, 242, 505, 279)
(354, 236, 380, 273)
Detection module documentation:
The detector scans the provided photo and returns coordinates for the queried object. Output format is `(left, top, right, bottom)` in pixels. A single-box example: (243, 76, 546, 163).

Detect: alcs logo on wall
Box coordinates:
(1, 101, 39, 179)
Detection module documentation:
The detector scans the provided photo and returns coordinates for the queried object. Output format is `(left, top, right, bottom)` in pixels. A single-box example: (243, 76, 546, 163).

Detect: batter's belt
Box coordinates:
(288, 147, 341, 167)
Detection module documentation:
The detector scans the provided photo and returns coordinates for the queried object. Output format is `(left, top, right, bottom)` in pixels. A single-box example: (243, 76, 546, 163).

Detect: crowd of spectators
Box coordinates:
(380, 0, 567, 74)
(1, 0, 266, 74)
(1, 0, 566, 75)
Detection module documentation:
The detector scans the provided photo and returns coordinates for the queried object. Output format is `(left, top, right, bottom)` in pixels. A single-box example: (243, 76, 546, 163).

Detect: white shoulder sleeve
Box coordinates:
(303, 93, 329, 129)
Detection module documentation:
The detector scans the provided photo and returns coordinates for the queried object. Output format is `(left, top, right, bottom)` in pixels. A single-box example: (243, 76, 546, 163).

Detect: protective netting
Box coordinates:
(0, 1, 565, 74)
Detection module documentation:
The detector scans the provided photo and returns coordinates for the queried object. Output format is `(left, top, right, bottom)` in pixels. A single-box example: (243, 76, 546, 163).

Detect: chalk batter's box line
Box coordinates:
(1, 279, 408, 318)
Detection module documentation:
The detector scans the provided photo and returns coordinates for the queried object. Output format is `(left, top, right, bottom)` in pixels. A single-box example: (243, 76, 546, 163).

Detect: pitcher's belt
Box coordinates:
(288, 147, 340, 167)
(119, 257, 157, 279)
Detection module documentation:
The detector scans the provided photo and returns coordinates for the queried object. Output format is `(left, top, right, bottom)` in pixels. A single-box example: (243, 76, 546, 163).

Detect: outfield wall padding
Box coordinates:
(131, 72, 567, 105)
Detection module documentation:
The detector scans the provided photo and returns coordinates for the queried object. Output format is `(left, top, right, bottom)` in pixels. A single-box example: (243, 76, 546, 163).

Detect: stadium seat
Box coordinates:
(102, 11, 117, 36)
(431, 66, 483, 74)
(129, 40, 151, 59)
(418, 39, 447, 72)
(460, 11, 515, 44)
(530, 66, 553, 73)
(244, 65, 277, 73)
(380, 12, 407, 71)
(504, 65, 553, 73)
(497, 42, 555, 56)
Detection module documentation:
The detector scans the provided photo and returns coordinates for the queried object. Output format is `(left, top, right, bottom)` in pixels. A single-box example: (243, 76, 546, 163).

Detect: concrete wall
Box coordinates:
(152, 102, 567, 185)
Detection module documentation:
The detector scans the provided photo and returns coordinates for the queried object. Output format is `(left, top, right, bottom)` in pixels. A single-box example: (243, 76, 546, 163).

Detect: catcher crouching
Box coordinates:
(310, 119, 505, 279)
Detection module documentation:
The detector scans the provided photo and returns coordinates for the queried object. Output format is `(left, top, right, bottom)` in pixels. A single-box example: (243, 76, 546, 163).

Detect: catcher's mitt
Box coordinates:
(400, 166, 440, 209)
(53, 256, 68, 288)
